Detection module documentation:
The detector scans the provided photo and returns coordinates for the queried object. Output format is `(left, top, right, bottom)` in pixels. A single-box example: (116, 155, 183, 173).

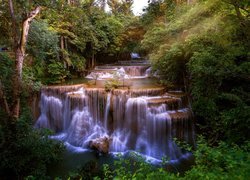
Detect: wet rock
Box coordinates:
(89, 136, 110, 154)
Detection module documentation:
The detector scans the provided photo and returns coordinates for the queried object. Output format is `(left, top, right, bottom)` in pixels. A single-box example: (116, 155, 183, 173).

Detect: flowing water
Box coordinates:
(35, 62, 195, 175)
(86, 65, 151, 79)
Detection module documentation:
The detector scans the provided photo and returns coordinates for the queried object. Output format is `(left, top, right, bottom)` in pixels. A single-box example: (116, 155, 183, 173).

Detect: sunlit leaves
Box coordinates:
(141, 0, 250, 143)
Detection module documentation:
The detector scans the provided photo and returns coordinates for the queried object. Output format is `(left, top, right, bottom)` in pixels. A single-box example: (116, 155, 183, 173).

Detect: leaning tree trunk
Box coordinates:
(11, 48, 24, 118)
(9, 0, 41, 119)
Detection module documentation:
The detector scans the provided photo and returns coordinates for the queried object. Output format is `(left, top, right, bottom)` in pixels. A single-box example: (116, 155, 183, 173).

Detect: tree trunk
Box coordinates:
(60, 36, 66, 68)
(91, 52, 95, 69)
(11, 48, 24, 118)
(8, 0, 41, 119)
(61, 36, 65, 50)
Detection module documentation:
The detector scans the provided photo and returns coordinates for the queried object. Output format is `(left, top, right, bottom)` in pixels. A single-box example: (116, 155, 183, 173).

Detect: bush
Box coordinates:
(22, 65, 43, 94)
(104, 70, 126, 91)
(47, 60, 69, 84)
(0, 52, 14, 102)
(70, 53, 86, 75)
(100, 137, 250, 180)
(67, 160, 103, 180)
(0, 109, 64, 179)
(184, 137, 250, 179)
(104, 79, 121, 91)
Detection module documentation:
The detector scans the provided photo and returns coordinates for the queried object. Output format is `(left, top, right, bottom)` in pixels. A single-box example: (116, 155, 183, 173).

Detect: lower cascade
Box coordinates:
(35, 65, 195, 163)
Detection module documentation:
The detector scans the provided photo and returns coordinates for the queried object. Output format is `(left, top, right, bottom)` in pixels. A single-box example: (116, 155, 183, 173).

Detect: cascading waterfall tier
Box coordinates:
(36, 64, 195, 162)
(86, 65, 151, 79)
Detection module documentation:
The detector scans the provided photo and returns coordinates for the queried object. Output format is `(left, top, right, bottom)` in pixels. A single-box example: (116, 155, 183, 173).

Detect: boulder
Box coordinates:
(89, 136, 110, 154)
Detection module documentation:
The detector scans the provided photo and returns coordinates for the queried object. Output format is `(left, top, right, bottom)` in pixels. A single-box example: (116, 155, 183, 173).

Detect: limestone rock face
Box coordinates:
(89, 136, 110, 154)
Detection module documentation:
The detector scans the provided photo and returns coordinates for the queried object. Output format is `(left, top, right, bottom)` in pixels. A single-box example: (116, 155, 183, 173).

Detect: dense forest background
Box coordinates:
(0, 0, 249, 179)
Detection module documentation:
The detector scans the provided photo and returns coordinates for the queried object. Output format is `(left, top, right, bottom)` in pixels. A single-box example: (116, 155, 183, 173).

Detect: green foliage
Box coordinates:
(70, 53, 86, 74)
(151, 42, 186, 86)
(141, 23, 167, 53)
(67, 160, 103, 180)
(107, 0, 133, 15)
(0, 109, 64, 178)
(1, 0, 249, 177)
(26, 19, 70, 84)
(0, 1, 11, 46)
(104, 78, 121, 91)
(104, 70, 126, 91)
(1, 0, 141, 86)
(141, 1, 167, 26)
(0, 53, 13, 80)
(184, 137, 250, 179)
(22, 65, 43, 94)
(0, 53, 14, 101)
(102, 164, 112, 179)
(100, 137, 250, 180)
(44, 3, 131, 68)
(27, 19, 59, 62)
(102, 15, 124, 55)
(47, 60, 69, 84)
(186, 34, 250, 142)
(111, 153, 156, 179)
(118, 17, 144, 58)
(141, 0, 250, 143)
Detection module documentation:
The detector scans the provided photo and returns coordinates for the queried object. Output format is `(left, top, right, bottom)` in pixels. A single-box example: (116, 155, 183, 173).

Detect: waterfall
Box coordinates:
(86, 65, 151, 79)
(35, 64, 195, 162)
(36, 86, 194, 161)
(104, 92, 111, 130)
(35, 93, 63, 131)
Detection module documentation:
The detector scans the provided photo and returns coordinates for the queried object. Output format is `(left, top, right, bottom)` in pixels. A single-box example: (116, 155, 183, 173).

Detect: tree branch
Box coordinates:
(8, 0, 15, 22)
(20, 6, 41, 55)
(8, 0, 19, 48)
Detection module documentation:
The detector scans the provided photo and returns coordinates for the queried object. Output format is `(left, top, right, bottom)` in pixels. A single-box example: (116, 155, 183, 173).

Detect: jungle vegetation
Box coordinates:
(0, 0, 249, 179)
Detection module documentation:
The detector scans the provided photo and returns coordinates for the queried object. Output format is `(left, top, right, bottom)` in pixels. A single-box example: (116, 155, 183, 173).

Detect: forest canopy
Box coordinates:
(0, 0, 249, 179)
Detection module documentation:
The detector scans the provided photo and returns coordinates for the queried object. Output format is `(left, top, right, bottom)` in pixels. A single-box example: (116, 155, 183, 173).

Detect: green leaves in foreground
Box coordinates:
(100, 137, 250, 180)
(0, 110, 64, 178)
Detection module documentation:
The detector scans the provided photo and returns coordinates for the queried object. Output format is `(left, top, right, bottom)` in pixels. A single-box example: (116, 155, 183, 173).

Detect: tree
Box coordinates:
(1, 0, 42, 119)
(141, 0, 250, 143)
(107, 0, 133, 15)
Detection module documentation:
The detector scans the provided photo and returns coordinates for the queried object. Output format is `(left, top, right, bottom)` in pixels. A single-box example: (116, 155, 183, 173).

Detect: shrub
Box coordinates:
(47, 60, 69, 84)
(100, 137, 250, 180)
(0, 109, 64, 179)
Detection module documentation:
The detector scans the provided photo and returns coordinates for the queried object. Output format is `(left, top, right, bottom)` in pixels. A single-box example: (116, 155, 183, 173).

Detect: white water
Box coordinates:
(36, 65, 194, 162)
(36, 88, 194, 161)
(86, 66, 151, 80)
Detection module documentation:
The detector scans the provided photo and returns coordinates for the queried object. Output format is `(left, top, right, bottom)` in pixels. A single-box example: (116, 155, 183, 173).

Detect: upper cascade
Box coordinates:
(86, 63, 151, 80)
(35, 62, 195, 162)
